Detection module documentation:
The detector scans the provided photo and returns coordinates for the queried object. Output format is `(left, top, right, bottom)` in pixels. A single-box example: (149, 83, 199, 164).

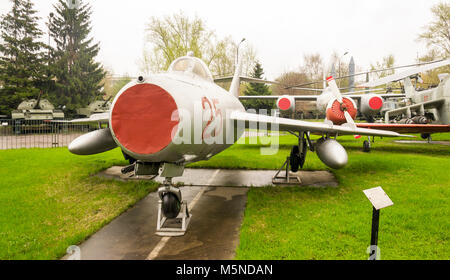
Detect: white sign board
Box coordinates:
(363, 187, 394, 210)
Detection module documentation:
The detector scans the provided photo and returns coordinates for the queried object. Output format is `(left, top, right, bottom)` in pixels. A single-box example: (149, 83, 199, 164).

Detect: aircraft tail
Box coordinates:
(403, 77, 416, 99)
(229, 57, 243, 98)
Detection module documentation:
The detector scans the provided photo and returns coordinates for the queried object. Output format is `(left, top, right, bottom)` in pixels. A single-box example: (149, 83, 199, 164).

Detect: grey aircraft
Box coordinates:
(67, 53, 410, 235)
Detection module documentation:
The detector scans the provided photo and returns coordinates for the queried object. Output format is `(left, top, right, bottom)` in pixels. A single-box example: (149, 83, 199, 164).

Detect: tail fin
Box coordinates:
(403, 77, 416, 99)
(229, 56, 243, 98)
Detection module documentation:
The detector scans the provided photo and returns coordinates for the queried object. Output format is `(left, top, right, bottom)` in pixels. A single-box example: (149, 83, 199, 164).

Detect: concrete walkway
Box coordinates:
(395, 140, 450, 146)
(99, 167, 338, 188)
(64, 186, 247, 260)
(64, 168, 337, 260)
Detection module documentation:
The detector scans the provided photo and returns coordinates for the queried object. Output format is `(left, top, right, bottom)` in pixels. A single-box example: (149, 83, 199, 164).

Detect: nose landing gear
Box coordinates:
(156, 178, 191, 237)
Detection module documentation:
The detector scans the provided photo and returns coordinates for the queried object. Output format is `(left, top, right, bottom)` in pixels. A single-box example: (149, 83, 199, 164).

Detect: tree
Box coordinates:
(301, 53, 323, 86)
(48, 0, 106, 116)
(139, 11, 255, 77)
(102, 74, 132, 99)
(240, 62, 274, 112)
(416, 49, 450, 87)
(0, 0, 47, 116)
(273, 71, 310, 95)
(370, 54, 396, 79)
(418, 2, 450, 57)
(416, 2, 450, 87)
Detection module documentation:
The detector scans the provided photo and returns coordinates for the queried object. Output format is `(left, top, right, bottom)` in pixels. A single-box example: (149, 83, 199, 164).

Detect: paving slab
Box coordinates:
(395, 140, 450, 146)
(98, 167, 338, 188)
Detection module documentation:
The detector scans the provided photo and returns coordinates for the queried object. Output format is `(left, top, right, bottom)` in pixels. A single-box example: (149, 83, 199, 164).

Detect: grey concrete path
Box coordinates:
(99, 167, 338, 188)
(64, 168, 337, 260)
(395, 140, 450, 146)
(63, 186, 247, 260)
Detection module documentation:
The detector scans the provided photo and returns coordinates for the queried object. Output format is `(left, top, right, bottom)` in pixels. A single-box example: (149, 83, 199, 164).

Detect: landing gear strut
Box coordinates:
(156, 177, 191, 237)
(273, 131, 312, 185)
(363, 140, 371, 153)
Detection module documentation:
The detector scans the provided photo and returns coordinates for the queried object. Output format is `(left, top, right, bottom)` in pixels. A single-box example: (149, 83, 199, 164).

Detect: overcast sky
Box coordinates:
(0, 0, 446, 79)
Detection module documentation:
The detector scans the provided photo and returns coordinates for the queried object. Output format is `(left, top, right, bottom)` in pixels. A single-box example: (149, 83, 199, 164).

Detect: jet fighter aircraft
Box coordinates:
(68, 52, 409, 227)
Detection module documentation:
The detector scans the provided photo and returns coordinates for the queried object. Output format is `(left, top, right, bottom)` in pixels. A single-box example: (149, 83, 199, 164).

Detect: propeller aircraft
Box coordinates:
(235, 59, 450, 151)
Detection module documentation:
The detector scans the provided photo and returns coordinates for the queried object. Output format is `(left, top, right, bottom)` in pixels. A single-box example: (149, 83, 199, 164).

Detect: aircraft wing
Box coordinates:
(355, 123, 450, 134)
(230, 111, 411, 137)
(360, 59, 450, 88)
(214, 76, 281, 85)
(238, 93, 405, 101)
(70, 112, 110, 123)
(346, 93, 406, 100)
(238, 95, 318, 101)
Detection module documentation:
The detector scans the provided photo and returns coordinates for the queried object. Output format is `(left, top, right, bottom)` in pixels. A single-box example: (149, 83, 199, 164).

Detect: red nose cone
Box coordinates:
(278, 98, 291, 111)
(326, 98, 357, 125)
(369, 97, 383, 110)
(111, 84, 179, 155)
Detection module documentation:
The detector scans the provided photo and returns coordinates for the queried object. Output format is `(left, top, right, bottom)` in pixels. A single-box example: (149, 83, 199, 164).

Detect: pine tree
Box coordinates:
(0, 0, 47, 116)
(241, 61, 274, 112)
(48, 0, 105, 116)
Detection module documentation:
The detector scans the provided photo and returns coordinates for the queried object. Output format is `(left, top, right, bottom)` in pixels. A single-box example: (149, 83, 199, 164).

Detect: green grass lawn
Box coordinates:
(0, 148, 158, 260)
(190, 133, 450, 260)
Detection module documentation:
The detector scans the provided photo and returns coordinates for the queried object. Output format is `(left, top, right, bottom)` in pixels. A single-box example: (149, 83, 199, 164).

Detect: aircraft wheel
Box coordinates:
(421, 133, 431, 140)
(162, 192, 181, 219)
(290, 146, 300, 173)
(363, 140, 371, 153)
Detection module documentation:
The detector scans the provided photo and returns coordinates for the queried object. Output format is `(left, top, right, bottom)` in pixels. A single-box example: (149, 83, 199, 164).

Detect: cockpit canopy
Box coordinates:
(168, 53, 214, 82)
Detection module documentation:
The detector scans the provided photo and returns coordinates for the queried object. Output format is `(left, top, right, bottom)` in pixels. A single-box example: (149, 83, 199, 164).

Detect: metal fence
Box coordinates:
(0, 119, 93, 150)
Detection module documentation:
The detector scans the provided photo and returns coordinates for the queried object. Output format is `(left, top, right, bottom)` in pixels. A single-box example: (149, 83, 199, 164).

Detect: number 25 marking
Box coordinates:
(202, 97, 222, 140)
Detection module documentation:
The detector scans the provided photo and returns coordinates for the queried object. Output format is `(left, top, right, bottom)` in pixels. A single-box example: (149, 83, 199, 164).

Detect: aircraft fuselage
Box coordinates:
(109, 73, 245, 165)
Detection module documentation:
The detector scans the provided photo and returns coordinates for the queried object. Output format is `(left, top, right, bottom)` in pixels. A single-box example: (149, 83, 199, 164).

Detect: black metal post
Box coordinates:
(369, 207, 380, 260)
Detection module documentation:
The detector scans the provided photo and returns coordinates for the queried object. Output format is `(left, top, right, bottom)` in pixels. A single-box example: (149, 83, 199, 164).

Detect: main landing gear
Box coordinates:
(421, 133, 432, 143)
(363, 139, 371, 153)
(273, 131, 313, 185)
(363, 136, 375, 153)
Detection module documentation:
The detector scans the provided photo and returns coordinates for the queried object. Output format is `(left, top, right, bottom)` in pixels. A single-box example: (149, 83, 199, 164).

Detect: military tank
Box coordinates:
(11, 92, 64, 134)
(11, 92, 64, 121)
(76, 97, 112, 118)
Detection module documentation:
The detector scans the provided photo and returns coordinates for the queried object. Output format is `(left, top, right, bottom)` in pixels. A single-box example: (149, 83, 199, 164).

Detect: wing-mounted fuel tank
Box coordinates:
(68, 128, 117, 155)
(315, 138, 348, 169)
(276, 96, 296, 112)
(359, 94, 384, 122)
